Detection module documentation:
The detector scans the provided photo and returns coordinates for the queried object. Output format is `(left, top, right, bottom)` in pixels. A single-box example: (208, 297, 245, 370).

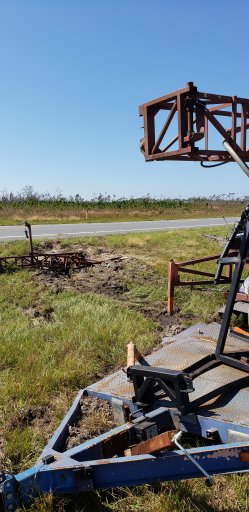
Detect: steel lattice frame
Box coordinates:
(139, 82, 249, 162)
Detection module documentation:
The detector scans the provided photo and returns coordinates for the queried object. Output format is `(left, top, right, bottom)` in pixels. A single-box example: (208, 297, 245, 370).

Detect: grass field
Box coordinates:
(1, 225, 249, 511)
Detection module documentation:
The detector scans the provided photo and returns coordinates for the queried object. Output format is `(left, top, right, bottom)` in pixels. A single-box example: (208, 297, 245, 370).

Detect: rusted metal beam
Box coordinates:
(167, 254, 236, 315)
(152, 102, 177, 154)
(167, 260, 179, 315)
(124, 430, 177, 456)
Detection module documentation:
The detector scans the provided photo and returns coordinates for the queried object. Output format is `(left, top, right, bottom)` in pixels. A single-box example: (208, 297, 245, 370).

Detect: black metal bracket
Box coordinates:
(128, 358, 249, 415)
(127, 365, 194, 414)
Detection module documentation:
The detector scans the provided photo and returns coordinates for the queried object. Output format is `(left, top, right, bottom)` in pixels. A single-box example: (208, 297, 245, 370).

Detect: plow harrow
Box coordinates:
(0, 251, 122, 274)
(0, 222, 122, 274)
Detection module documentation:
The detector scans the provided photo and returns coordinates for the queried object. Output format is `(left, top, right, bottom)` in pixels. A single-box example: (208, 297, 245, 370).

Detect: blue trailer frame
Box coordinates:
(2, 322, 249, 511)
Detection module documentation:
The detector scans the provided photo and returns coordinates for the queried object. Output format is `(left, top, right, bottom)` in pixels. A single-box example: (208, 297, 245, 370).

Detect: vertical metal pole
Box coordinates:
(25, 221, 34, 265)
(241, 104, 247, 152)
(177, 93, 184, 149)
(231, 96, 237, 150)
(144, 107, 155, 156)
(204, 115, 208, 151)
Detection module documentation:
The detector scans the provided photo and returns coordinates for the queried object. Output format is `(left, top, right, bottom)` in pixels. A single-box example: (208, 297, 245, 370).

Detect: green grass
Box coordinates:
(1, 225, 249, 511)
(0, 271, 156, 472)
(23, 476, 249, 511)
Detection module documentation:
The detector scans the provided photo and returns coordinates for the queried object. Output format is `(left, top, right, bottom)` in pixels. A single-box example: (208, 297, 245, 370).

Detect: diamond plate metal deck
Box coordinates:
(87, 322, 249, 428)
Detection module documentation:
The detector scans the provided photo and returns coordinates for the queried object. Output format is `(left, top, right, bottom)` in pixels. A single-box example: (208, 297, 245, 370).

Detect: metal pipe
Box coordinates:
(223, 140, 249, 178)
(172, 431, 213, 485)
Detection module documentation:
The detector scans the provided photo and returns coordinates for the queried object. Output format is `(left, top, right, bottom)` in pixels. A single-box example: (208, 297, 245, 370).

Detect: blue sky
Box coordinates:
(1, 0, 249, 199)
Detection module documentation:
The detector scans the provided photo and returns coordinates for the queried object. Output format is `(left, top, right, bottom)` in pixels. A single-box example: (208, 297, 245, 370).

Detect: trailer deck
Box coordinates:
(88, 322, 249, 441)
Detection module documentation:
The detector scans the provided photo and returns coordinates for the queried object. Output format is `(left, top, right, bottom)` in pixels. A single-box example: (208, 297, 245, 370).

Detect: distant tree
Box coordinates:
(22, 185, 39, 200)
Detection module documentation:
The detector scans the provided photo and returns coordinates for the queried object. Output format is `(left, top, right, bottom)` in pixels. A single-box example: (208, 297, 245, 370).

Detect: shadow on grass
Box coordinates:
(45, 481, 228, 512)
(51, 491, 113, 512)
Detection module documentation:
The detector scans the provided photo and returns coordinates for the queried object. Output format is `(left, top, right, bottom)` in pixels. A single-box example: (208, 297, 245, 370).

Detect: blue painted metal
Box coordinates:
(2, 431, 249, 510)
(0, 474, 20, 511)
(180, 412, 249, 443)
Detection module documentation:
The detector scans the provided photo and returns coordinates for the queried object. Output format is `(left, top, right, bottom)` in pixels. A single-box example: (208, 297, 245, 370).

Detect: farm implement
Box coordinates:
(2, 83, 249, 510)
(0, 221, 123, 274)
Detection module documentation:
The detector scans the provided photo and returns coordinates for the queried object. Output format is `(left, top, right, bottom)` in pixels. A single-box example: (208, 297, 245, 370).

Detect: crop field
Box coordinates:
(1, 226, 249, 511)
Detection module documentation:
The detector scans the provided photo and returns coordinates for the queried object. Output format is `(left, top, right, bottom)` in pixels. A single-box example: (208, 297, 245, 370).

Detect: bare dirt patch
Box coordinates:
(9, 406, 48, 430)
(34, 251, 130, 297)
(33, 243, 183, 336)
(25, 307, 55, 325)
(67, 396, 118, 450)
(205, 234, 227, 246)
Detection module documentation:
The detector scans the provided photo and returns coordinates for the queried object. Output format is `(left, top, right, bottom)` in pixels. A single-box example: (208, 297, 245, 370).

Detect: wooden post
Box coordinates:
(127, 342, 144, 369)
(127, 342, 136, 368)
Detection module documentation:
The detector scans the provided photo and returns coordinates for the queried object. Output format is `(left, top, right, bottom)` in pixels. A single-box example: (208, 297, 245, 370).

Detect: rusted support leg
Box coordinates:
(226, 263, 233, 281)
(167, 260, 178, 315)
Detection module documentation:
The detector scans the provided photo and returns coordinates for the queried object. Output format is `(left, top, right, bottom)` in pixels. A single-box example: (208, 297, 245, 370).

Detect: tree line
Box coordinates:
(0, 187, 246, 210)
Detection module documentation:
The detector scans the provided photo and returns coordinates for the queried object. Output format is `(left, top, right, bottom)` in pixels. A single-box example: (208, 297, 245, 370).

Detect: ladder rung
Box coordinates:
(218, 257, 238, 264)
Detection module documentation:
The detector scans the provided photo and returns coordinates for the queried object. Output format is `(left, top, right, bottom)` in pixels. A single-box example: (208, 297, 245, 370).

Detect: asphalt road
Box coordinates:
(0, 217, 238, 241)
